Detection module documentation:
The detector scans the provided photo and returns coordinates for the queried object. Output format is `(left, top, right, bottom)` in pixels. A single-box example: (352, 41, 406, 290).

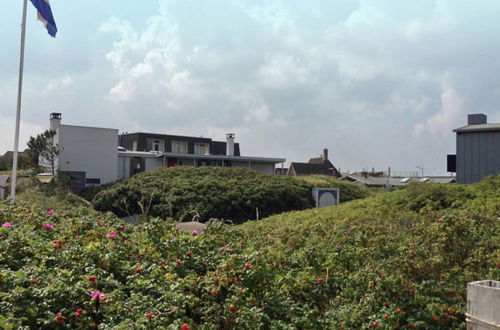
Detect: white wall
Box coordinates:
(117, 155, 130, 180)
(57, 125, 118, 184)
(145, 158, 162, 171)
(231, 161, 275, 175)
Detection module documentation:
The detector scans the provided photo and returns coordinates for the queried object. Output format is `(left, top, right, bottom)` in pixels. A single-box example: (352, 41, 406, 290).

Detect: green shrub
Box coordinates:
(294, 175, 371, 203)
(92, 167, 315, 223)
(1, 176, 498, 329)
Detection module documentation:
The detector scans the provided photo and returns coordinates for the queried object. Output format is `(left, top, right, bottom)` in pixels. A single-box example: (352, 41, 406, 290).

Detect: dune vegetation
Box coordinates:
(90, 167, 368, 223)
(0, 173, 498, 329)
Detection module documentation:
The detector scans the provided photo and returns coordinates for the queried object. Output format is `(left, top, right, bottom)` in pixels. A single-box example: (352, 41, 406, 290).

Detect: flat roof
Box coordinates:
(118, 151, 285, 163)
(453, 123, 500, 133)
(61, 124, 118, 132)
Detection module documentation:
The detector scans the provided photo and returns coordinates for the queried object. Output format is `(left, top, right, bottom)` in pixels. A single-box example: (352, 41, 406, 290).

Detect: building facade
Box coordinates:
(49, 113, 119, 191)
(450, 113, 500, 184)
(117, 132, 284, 179)
(48, 113, 285, 191)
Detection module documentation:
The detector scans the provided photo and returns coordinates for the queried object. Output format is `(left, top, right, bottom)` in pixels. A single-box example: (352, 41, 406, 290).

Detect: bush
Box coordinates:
(92, 167, 315, 223)
(0, 177, 499, 328)
(294, 175, 371, 203)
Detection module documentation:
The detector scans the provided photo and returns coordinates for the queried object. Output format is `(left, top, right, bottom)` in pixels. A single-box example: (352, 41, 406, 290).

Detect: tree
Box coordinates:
(27, 130, 62, 174)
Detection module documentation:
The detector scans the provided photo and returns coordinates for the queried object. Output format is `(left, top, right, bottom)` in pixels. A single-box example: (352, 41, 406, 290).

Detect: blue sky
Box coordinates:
(1, 0, 500, 175)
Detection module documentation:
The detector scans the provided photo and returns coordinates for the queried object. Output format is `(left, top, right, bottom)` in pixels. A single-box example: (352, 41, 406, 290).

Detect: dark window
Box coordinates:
(447, 155, 456, 172)
(86, 178, 101, 185)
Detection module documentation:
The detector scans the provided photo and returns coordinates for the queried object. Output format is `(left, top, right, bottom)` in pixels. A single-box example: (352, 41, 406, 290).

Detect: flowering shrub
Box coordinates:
(0, 176, 498, 328)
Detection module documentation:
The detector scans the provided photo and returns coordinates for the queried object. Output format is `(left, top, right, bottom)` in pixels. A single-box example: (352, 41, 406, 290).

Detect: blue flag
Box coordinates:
(29, 0, 57, 37)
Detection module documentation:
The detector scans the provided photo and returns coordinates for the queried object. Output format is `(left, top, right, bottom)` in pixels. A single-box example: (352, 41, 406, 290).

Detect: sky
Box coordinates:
(1, 0, 500, 176)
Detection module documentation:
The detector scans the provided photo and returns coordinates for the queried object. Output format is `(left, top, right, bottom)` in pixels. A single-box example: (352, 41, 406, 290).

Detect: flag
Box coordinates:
(29, 0, 57, 37)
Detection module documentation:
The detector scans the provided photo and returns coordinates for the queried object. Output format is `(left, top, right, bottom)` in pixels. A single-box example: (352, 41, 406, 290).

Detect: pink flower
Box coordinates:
(107, 231, 117, 238)
(47, 209, 54, 215)
(43, 223, 54, 229)
(2, 222, 12, 228)
(191, 230, 199, 235)
(90, 290, 106, 301)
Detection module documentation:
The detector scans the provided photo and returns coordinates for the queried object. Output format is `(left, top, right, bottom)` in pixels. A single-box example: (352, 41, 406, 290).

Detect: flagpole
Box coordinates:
(10, 0, 28, 207)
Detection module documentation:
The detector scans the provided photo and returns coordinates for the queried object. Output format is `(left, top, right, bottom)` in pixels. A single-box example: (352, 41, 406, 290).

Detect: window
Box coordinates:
(172, 141, 188, 154)
(194, 143, 209, 155)
(85, 178, 101, 185)
(153, 140, 163, 152)
(132, 140, 138, 151)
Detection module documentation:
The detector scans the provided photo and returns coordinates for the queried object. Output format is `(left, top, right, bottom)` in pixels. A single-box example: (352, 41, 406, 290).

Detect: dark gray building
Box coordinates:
(450, 114, 500, 184)
(287, 149, 341, 177)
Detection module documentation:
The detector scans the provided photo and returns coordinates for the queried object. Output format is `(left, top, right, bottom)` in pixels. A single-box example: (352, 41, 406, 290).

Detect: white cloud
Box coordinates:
(0, 117, 46, 154)
(42, 76, 74, 95)
(4, 0, 500, 175)
(413, 81, 465, 137)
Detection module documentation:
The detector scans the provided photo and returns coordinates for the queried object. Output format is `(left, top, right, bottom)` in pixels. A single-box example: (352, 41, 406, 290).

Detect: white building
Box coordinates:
(50, 113, 118, 191)
(49, 113, 285, 192)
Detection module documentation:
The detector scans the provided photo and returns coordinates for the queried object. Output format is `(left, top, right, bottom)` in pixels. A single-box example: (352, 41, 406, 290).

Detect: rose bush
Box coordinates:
(0, 176, 498, 328)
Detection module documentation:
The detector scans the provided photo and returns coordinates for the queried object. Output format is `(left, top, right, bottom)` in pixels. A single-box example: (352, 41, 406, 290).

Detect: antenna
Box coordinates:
(416, 164, 424, 178)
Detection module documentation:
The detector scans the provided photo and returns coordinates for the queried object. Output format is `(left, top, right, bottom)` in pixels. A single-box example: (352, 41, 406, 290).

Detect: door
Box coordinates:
(167, 158, 177, 167)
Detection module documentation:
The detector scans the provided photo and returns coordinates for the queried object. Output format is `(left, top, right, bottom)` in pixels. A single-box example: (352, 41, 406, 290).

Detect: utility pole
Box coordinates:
(416, 164, 424, 178)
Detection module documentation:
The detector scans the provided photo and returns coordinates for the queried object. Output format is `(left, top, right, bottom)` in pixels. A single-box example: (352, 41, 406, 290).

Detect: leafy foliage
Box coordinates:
(92, 167, 315, 223)
(0, 176, 498, 329)
(27, 129, 62, 173)
(294, 175, 370, 203)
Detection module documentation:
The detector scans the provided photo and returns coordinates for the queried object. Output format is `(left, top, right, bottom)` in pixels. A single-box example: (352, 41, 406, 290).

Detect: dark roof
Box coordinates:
(290, 161, 340, 177)
(308, 157, 324, 164)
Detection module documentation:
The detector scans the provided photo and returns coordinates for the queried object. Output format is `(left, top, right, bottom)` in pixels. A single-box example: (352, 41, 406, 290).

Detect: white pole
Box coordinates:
(10, 0, 28, 207)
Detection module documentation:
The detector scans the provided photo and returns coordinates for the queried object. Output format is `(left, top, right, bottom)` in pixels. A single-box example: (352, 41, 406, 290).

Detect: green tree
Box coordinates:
(0, 158, 8, 171)
(27, 129, 62, 174)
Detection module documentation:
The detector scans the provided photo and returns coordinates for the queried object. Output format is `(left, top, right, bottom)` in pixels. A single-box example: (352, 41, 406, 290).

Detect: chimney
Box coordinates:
(322, 148, 328, 161)
(468, 113, 487, 125)
(226, 133, 235, 156)
(50, 112, 61, 131)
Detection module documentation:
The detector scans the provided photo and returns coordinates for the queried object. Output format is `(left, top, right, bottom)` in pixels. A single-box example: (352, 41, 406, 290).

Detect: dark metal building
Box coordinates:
(450, 114, 500, 184)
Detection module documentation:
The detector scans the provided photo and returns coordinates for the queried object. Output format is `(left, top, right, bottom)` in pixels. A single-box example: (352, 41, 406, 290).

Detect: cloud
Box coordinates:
(3, 0, 500, 176)
(42, 76, 74, 95)
(0, 117, 46, 155)
(413, 80, 466, 137)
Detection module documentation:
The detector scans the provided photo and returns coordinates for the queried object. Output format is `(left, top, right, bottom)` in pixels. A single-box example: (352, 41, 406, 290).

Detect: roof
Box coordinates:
(342, 175, 456, 186)
(308, 157, 324, 164)
(290, 162, 339, 176)
(453, 123, 500, 133)
(118, 150, 285, 164)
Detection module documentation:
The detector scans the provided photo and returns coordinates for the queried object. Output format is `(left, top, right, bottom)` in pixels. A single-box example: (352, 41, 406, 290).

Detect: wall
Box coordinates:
(58, 125, 118, 184)
(232, 161, 275, 175)
(117, 155, 131, 180)
(145, 158, 162, 171)
(456, 131, 500, 183)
